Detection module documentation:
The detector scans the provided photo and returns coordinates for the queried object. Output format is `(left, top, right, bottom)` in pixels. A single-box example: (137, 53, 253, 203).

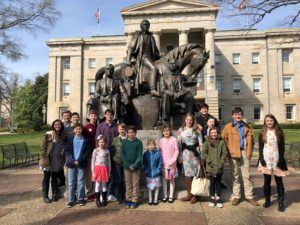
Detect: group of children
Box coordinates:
(40, 107, 289, 212)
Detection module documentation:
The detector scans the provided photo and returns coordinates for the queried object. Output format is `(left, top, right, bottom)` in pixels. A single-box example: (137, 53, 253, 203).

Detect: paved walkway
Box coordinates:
(0, 162, 300, 225)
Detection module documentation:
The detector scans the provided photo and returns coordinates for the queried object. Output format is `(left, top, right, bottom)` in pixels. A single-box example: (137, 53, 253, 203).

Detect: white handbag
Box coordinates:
(191, 165, 210, 196)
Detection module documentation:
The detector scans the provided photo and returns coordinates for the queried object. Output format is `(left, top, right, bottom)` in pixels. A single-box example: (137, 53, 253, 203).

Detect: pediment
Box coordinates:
(121, 0, 219, 15)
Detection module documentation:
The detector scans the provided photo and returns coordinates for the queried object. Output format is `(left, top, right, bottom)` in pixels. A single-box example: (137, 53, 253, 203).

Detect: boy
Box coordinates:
(111, 123, 127, 204)
(221, 107, 258, 206)
(65, 124, 91, 208)
(121, 125, 143, 209)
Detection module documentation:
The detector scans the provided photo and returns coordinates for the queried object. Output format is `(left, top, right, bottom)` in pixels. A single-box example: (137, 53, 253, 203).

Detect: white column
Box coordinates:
(179, 30, 189, 46)
(153, 32, 161, 51)
(205, 29, 216, 91)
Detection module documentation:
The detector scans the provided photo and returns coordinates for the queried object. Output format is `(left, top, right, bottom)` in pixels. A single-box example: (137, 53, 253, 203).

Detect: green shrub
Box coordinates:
(0, 128, 10, 132)
(251, 123, 300, 129)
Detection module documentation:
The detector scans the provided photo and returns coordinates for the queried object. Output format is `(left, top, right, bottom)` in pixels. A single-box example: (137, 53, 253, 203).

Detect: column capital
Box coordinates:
(178, 29, 189, 35)
(204, 29, 216, 34)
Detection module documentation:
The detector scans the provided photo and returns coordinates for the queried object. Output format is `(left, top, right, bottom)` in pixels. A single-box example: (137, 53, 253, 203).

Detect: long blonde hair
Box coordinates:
(180, 113, 199, 134)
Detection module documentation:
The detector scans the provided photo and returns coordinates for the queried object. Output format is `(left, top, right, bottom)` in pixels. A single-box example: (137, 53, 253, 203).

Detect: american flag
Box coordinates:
(95, 8, 100, 24)
(238, 0, 248, 11)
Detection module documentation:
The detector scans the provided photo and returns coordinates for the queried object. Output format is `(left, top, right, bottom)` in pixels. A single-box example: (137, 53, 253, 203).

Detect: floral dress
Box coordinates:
(177, 127, 203, 177)
(258, 130, 289, 177)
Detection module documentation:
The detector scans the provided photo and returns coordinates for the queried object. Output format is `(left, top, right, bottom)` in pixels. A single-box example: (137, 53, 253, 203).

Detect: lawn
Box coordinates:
(253, 129, 300, 143)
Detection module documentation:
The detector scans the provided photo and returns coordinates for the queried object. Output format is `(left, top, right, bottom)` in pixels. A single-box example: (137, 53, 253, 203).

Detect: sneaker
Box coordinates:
(216, 199, 223, 208)
(108, 194, 118, 202)
(130, 202, 138, 209)
(66, 202, 75, 208)
(208, 199, 215, 207)
(78, 200, 86, 206)
(125, 200, 131, 208)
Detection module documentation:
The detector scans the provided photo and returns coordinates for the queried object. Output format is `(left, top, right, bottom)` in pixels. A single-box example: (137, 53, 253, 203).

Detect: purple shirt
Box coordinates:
(95, 121, 118, 149)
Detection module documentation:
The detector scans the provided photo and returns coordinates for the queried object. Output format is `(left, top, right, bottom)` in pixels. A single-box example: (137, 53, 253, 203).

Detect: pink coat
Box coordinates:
(159, 136, 179, 169)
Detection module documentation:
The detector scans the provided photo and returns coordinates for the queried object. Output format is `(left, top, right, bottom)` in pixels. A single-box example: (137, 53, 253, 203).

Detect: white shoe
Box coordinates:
(108, 194, 117, 202)
(216, 199, 223, 208)
(208, 199, 215, 207)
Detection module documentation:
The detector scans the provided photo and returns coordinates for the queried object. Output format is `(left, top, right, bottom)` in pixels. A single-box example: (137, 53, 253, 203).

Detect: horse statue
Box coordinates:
(87, 43, 209, 128)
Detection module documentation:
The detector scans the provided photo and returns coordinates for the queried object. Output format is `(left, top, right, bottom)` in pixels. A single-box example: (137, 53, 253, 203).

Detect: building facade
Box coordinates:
(47, 0, 300, 124)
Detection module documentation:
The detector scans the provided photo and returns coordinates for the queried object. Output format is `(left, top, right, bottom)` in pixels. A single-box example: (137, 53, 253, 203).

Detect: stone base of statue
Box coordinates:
(131, 94, 160, 130)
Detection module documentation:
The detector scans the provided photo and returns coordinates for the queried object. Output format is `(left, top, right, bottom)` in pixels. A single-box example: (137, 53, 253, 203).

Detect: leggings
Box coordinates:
(263, 174, 285, 197)
(209, 174, 222, 197)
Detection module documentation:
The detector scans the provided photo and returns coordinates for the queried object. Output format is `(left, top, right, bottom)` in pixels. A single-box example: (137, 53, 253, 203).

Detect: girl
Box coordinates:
(39, 119, 66, 203)
(177, 113, 203, 204)
(159, 124, 179, 203)
(258, 114, 289, 212)
(91, 136, 111, 207)
(202, 127, 228, 208)
(143, 139, 163, 205)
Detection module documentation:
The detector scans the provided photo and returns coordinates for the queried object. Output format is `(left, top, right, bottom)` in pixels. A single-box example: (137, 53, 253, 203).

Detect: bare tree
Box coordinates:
(211, 0, 300, 29)
(0, 0, 61, 61)
(0, 65, 19, 131)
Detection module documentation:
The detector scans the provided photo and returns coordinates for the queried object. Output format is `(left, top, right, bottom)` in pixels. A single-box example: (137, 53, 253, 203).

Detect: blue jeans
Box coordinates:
(68, 167, 85, 202)
(115, 165, 125, 201)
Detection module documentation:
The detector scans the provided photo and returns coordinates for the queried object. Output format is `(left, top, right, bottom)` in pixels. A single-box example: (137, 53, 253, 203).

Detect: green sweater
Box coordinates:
(121, 138, 143, 170)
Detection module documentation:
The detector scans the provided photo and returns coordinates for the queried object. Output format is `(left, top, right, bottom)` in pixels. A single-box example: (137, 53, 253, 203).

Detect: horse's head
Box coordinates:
(186, 50, 210, 77)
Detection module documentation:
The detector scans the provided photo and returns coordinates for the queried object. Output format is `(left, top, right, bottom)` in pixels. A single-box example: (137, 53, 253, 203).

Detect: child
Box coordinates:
(65, 124, 91, 208)
(258, 114, 289, 212)
(91, 136, 111, 207)
(202, 127, 228, 208)
(159, 124, 179, 203)
(111, 123, 127, 204)
(143, 139, 163, 205)
(121, 125, 143, 209)
(202, 117, 216, 140)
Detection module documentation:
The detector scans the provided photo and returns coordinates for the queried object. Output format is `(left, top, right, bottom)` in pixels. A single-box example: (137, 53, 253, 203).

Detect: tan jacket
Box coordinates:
(39, 131, 66, 169)
(221, 122, 254, 159)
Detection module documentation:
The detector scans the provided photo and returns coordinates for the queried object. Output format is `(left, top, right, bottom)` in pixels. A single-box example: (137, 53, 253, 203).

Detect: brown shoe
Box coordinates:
(246, 198, 259, 206)
(190, 195, 197, 204)
(231, 198, 240, 206)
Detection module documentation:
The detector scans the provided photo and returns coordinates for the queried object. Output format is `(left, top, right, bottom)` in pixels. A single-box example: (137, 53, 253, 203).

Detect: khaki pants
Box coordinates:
(228, 150, 254, 199)
(124, 169, 140, 203)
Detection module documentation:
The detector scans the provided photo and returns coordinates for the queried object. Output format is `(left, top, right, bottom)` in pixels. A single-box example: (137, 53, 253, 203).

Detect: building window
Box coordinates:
(62, 82, 70, 96)
(283, 76, 292, 93)
(88, 58, 96, 69)
(215, 54, 221, 65)
(233, 79, 241, 94)
(218, 105, 224, 121)
(232, 53, 240, 64)
(252, 52, 259, 64)
(106, 57, 113, 65)
(253, 78, 261, 93)
(216, 79, 222, 94)
(166, 45, 174, 52)
(286, 105, 295, 120)
(62, 57, 70, 70)
(88, 82, 95, 95)
(282, 50, 291, 62)
(254, 106, 261, 120)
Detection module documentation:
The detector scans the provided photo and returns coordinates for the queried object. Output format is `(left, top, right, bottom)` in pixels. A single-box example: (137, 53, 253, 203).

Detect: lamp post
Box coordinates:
(42, 104, 47, 125)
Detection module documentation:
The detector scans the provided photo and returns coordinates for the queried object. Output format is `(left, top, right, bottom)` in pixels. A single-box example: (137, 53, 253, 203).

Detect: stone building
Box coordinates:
(47, 0, 300, 124)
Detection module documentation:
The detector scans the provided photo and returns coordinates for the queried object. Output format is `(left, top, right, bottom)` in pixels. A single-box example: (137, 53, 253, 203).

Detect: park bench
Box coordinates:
(1, 142, 40, 169)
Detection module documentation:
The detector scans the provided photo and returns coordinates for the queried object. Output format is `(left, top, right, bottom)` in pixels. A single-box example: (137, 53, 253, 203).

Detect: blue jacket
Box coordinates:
(143, 149, 163, 178)
(65, 134, 91, 168)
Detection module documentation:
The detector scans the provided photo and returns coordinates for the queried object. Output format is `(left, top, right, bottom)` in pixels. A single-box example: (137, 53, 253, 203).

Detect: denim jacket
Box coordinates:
(143, 149, 163, 178)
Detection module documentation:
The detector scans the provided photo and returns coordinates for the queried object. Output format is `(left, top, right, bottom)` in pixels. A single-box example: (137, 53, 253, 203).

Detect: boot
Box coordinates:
(52, 192, 59, 202)
(278, 197, 285, 212)
(96, 192, 101, 208)
(42, 176, 51, 204)
(102, 191, 107, 207)
(263, 196, 271, 208)
(51, 180, 59, 202)
(181, 178, 192, 201)
(190, 195, 197, 204)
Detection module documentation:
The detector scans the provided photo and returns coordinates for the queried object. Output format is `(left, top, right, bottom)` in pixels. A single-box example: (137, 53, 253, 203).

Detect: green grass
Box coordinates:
(254, 129, 300, 144)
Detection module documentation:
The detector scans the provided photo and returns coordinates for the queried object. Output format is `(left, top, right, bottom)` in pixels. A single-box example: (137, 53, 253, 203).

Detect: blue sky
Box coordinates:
(1, 0, 297, 82)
